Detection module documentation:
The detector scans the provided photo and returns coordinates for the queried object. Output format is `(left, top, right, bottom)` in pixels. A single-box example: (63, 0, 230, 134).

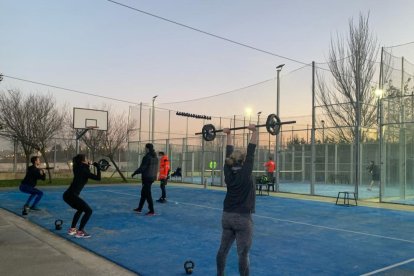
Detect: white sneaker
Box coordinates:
(67, 228, 77, 236)
(75, 230, 91, 238)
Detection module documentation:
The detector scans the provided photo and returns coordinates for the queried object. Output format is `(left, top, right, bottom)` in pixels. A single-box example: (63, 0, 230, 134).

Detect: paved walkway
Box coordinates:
(0, 208, 138, 276)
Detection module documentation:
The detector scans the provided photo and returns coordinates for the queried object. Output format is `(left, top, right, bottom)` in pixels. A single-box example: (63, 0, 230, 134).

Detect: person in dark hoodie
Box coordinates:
(131, 143, 159, 216)
(216, 124, 258, 276)
(19, 156, 46, 215)
(63, 154, 101, 238)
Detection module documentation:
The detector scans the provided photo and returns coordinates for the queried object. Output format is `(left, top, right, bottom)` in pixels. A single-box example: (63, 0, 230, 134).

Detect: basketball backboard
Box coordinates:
(73, 108, 108, 130)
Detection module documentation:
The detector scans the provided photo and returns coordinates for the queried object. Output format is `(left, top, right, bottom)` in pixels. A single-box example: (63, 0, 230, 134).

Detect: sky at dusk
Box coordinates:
(1, 0, 414, 124)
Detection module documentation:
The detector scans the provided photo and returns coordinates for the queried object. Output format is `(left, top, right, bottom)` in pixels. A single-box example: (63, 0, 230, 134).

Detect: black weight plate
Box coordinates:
(202, 124, 216, 141)
(98, 159, 111, 171)
(266, 114, 281, 135)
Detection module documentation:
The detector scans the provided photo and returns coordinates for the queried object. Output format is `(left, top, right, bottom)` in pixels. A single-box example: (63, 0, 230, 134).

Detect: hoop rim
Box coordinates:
(85, 126, 99, 130)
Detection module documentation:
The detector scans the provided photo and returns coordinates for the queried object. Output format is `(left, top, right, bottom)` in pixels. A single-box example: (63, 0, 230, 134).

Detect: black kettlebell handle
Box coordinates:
(55, 219, 63, 230)
(184, 260, 195, 275)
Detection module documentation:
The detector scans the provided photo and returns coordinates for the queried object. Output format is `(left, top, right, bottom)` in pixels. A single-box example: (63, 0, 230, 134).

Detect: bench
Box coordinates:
(335, 191, 358, 207)
(256, 183, 270, 196)
(255, 175, 275, 196)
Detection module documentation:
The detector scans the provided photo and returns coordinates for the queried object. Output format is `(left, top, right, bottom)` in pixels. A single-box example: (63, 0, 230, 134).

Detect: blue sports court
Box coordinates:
(1, 184, 414, 275)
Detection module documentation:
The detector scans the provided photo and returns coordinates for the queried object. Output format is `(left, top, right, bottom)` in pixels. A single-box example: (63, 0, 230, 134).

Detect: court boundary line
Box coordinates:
(360, 257, 414, 275)
(100, 189, 414, 245)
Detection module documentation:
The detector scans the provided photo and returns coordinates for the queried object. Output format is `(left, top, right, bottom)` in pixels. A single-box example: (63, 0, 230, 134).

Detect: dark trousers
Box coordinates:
(266, 172, 274, 182)
(20, 184, 43, 208)
(266, 172, 275, 191)
(160, 178, 167, 199)
(63, 191, 92, 231)
(138, 180, 154, 212)
(217, 212, 253, 276)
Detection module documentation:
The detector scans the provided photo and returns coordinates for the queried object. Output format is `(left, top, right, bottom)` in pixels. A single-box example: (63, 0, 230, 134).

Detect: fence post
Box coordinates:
(201, 136, 206, 188)
(311, 61, 316, 195)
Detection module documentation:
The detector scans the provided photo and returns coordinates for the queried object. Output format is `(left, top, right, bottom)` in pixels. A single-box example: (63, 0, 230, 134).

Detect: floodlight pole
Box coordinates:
(275, 64, 284, 191)
(151, 95, 158, 143)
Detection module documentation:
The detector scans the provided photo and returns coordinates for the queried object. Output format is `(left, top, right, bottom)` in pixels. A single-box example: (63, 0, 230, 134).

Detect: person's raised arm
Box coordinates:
(223, 128, 232, 146)
(248, 124, 258, 145)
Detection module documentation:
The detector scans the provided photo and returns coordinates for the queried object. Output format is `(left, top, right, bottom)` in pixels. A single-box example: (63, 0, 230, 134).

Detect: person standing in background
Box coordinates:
(156, 151, 170, 203)
(264, 156, 276, 183)
(131, 143, 159, 216)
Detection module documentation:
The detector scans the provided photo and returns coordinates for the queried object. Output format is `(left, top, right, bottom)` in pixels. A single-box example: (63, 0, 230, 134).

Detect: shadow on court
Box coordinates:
(1, 184, 414, 275)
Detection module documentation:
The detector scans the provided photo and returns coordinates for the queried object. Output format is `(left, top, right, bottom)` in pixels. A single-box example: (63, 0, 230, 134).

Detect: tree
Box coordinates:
(316, 13, 378, 143)
(0, 90, 65, 181)
(29, 93, 65, 181)
(100, 111, 136, 182)
(81, 108, 136, 182)
(0, 90, 37, 166)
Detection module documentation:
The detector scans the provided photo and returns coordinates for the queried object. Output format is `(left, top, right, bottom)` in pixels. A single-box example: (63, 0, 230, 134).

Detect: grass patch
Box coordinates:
(0, 177, 134, 188)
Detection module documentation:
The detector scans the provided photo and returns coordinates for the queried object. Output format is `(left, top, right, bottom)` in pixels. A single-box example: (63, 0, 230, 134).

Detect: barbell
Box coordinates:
(195, 114, 296, 141)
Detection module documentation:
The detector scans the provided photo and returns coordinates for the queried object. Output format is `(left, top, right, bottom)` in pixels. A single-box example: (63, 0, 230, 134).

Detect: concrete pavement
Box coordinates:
(0, 208, 138, 276)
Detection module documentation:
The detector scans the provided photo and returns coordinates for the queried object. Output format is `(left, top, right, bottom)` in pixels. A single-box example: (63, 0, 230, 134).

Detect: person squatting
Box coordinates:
(20, 156, 46, 215)
(63, 154, 101, 238)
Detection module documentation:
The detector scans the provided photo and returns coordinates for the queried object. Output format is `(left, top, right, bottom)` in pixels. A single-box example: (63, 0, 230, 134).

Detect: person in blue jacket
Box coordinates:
(20, 156, 46, 215)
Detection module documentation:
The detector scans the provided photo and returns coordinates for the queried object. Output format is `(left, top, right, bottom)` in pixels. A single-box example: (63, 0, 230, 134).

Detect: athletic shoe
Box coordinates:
(75, 230, 91, 238)
(22, 205, 29, 215)
(30, 206, 41, 211)
(133, 208, 142, 213)
(156, 198, 163, 203)
(67, 228, 77, 236)
(145, 212, 155, 216)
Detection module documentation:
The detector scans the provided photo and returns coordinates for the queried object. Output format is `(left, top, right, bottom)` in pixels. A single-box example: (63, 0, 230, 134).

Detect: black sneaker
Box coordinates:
(145, 211, 155, 216)
(156, 198, 163, 203)
(133, 208, 142, 213)
(22, 205, 29, 215)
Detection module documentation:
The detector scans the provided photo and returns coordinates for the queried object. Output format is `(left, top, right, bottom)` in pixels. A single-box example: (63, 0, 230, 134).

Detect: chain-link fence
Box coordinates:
(2, 43, 414, 205)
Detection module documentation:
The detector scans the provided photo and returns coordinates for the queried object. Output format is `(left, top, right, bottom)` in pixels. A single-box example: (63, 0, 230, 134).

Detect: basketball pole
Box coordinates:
(75, 128, 92, 154)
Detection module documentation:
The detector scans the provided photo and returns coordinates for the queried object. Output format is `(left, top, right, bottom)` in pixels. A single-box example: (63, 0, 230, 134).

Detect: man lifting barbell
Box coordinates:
(195, 114, 295, 141)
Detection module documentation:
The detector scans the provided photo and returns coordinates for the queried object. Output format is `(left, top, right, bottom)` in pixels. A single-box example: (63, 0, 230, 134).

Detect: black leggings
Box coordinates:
(63, 191, 92, 231)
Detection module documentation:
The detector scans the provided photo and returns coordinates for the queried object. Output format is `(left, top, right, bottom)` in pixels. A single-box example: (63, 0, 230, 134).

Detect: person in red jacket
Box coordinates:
(156, 151, 170, 203)
(264, 156, 276, 183)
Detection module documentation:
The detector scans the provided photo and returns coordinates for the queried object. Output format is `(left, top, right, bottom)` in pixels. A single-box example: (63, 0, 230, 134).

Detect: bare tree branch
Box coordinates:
(316, 13, 378, 143)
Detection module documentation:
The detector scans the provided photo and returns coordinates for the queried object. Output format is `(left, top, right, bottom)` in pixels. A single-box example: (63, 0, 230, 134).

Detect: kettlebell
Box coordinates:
(55, 219, 63, 230)
(184, 260, 195, 275)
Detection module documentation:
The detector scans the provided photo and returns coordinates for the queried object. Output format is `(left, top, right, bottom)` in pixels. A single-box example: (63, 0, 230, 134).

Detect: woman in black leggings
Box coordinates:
(216, 125, 258, 276)
(63, 154, 101, 238)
